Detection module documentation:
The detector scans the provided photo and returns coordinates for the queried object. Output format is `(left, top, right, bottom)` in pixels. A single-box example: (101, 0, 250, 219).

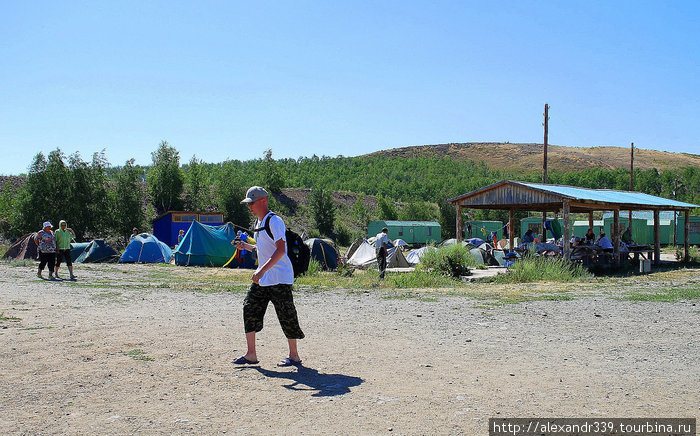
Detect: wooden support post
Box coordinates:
(588, 211, 594, 230)
(542, 213, 547, 242)
(653, 209, 661, 266)
(456, 205, 463, 242)
(562, 202, 571, 260)
(509, 209, 514, 250)
(685, 209, 691, 263)
(613, 209, 620, 266)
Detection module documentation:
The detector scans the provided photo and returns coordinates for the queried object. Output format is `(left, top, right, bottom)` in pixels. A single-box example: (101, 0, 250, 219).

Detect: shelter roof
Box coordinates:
(448, 180, 699, 212)
(376, 220, 441, 227)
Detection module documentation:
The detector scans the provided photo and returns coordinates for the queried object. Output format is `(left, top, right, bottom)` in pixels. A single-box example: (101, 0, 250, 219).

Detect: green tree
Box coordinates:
(309, 188, 335, 236)
(351, 196, 370, 227)
(112, 158, 146, 240)
(438, 202, 456, 239)
(184, 156, 211, 211)
(147, 140, 184, 214)
(377, 196, 398, 220)
(260, 149, 285, 193)
(215, 161, 251, 228)
(398, 201, 438, 221)
(67, 151, 110, 239)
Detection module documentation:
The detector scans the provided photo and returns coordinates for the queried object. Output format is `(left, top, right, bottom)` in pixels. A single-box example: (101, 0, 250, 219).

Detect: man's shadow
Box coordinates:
(239, 366, 363, 397)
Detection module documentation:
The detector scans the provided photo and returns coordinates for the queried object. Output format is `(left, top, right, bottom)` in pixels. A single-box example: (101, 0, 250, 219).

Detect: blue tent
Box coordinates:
(75, 240, 120, 263)
(119, 233, 172, 263)
(174, 221, 239, 267)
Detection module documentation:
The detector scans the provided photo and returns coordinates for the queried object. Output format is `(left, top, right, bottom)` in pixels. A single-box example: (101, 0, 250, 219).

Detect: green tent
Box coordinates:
(75, 240, 119, 263)
(174, 221, 239, 267)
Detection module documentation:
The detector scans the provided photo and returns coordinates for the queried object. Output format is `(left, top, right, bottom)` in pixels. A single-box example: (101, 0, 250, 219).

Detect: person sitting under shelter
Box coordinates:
(584, 228, 595, 245)
(597, 232, 613, 252)
(521, 229, 535, 245)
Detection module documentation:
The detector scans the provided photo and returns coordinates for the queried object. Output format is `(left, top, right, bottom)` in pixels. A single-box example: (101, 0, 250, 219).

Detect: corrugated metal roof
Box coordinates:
(379, 220, 441, 227)
(602, 211, 677, 220)
(519, 182, 699, 208)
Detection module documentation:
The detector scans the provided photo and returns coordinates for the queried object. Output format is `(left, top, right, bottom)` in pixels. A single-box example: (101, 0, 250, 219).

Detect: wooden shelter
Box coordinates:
(448, 180, 699, 265)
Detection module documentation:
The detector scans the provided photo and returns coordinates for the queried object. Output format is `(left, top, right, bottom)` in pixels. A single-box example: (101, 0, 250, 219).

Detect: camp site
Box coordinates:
(3, 3, 700, 434)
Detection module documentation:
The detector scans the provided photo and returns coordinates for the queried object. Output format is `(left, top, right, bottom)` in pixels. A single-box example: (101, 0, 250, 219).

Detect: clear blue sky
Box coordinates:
(1, 1, 698, 175)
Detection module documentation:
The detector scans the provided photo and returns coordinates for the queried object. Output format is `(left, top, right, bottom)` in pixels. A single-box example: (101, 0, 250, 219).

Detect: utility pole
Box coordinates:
(542, 103, 549, 242)
(543, 103, 549, 184)
(629, 142, 634, 191)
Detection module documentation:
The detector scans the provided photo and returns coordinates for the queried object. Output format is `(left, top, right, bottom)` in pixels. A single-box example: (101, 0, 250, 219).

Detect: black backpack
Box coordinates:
(254, 213, 310, 278)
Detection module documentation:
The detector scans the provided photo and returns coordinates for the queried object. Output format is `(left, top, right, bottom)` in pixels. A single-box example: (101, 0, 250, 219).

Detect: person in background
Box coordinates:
(375, 227, 390, 279)
(177, 229, 185, 245)
(54, 220, 76, 280)
(521, 229, 535, 245)
(584, 228, 596, 244)
(597, 232, 614, 252)
(34, 221, 57, 279)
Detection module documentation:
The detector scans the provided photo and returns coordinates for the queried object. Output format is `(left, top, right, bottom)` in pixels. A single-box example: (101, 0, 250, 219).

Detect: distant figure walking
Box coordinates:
(34, 221, 57, 279)
(375, 227, 390, 279)
(233, 186, 305, 367)
(54, 220, 76, 280)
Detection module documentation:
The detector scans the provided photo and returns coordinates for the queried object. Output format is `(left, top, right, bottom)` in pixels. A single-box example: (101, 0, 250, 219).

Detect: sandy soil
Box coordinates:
(0, 263, 698, 435)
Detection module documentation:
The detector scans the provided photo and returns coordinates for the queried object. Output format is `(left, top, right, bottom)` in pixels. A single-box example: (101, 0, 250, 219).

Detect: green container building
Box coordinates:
(367, 220, 441, 244)
(602, 217, 650, 244)
(675, 215, 700, 245)
(466, 220, 505, 240)
(572, 220, 604, 238)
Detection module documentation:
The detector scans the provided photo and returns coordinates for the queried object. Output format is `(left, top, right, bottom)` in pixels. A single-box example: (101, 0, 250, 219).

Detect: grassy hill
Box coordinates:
(364, 142, 700, 173)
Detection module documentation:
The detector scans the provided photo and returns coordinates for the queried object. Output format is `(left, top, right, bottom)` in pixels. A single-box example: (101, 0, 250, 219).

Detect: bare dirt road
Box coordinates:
(1, 263, 698, 435)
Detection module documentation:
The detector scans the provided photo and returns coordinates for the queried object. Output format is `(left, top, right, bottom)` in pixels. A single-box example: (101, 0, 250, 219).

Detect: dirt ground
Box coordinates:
(0, 262, 698, 435)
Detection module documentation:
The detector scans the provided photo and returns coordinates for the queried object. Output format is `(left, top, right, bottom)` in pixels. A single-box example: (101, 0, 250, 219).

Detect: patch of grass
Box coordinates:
(6, 259, 34, 267)
(420, 297, 439, 302)
(0, 311, 22, 322)
(10, 300, 27, 305)
(22, 326, 53, 330)
(75, 343, 94, 348)
(0, 244, 9, 258)
(617, 285, 700, 302)
(91, 291, 122, 300)
(125, 349, 154, 361)
(491, 255, 593, 284)
(388, 270, 457, 289)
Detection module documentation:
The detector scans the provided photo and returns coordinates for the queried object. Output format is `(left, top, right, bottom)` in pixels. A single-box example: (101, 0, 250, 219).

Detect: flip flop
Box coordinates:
(277, 357, 302, 367)
(232, 356, 259, 365)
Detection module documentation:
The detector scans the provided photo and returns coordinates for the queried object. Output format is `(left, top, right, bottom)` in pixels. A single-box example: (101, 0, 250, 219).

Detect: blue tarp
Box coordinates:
(119, 233, 172, 263)
(173, 221, 238, 267)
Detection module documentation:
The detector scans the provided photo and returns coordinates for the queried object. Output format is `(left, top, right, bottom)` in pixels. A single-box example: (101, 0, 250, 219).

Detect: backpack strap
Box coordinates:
(253, 212, 276, 240)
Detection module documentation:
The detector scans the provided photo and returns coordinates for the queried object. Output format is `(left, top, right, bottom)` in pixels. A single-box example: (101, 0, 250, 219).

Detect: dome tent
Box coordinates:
(75, 240, 120, 263)
(119, 233, 172, 263)
(305, 238, 339, 271)
(174, 221, 238, 267)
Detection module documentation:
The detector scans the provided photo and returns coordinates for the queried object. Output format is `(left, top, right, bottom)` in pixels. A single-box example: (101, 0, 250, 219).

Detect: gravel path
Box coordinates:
(0, 263, 698, 435)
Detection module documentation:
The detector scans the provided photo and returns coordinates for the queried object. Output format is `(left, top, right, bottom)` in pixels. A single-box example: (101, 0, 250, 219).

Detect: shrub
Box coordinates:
(303, 259, 321, 277)
(493, 255, 593, 283)
(418, 244, 476, 277)
(335, 222, 352, 246)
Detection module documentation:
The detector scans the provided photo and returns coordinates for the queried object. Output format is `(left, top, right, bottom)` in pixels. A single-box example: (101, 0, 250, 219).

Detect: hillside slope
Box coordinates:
(364, 142, 700, 173)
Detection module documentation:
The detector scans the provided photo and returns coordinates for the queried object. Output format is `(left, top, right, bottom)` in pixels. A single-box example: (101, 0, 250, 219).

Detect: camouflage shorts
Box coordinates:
(243, 283, 305, 339)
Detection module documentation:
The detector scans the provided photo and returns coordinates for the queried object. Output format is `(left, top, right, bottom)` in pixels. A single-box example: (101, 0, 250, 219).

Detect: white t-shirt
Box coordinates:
(254, 212, 294, 286)
(375, 232, 389, 250)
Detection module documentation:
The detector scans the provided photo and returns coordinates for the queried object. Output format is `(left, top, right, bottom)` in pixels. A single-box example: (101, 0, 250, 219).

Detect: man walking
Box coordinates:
(232, 186, 305, 367)
(54, 220, 76, 280)
(375, 227, 390, 279)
